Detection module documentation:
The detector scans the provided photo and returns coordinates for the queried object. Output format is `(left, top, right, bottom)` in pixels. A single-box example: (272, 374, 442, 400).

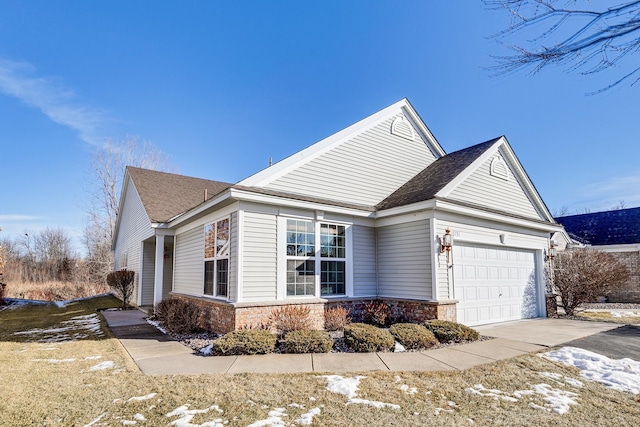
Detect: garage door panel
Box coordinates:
(454, 243, 539, 326)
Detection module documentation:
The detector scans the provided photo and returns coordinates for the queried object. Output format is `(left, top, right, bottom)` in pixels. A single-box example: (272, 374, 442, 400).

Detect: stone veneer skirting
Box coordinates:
(170, 293, 458, 334)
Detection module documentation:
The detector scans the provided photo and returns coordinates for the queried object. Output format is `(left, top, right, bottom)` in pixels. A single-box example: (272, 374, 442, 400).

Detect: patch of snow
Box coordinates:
(611, 311, 640, 318)
(465, 384, 518, 402)
(348, 398, 400, 409)
(308, 397, 316, 401)
(85, 356, 103, 360)
(14, 313, 103, 342)
(394, 341, 406, 352)
(529, 383, 579, 415)
(89, 361, 115, 371)
(320, 375, 400, 409)
(294, 407, 320, 425)
(200, 344, 213, 356)
(434, 408, 454, 416)
(399, 384, 418, 395)
(121, 421, 136, 425)
(246, 407, 287, 427)
(127, 393, 157, 402)
(146, 318, 167, 334)
(166, 404, 224, 427)
(288, 403, 305, 408)
(541, 346, 640, 394)
(133, 414, 145, 421)
(539, 372, 582, 388)
(83, 413, 107, 427)
(35, 358, 77, 363)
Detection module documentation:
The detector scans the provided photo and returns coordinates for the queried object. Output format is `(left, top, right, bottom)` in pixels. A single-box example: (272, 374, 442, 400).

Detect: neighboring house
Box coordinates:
(112, 98, 562, 331)
(556, 207, 640, 303)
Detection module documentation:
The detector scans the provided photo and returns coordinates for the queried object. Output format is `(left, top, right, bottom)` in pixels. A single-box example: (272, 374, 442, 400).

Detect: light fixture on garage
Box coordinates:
(441, 228, 453, 253)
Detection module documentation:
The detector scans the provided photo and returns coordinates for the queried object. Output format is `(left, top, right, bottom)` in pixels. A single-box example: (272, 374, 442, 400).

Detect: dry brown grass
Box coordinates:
(1, 297, 639, 426)
(3, 280, 110, 301)
(576, 311, 640, 325)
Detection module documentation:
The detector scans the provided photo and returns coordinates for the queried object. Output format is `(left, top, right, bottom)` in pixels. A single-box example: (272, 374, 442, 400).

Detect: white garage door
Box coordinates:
(453, 243, 539, 326)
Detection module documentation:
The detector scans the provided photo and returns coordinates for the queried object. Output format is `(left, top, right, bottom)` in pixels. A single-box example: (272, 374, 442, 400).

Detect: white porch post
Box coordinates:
(153, 233, 165, 306)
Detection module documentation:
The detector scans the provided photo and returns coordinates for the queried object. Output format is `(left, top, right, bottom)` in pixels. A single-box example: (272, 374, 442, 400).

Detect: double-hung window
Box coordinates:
(285, 219, 347, 298)
(204, 217, 230, 298)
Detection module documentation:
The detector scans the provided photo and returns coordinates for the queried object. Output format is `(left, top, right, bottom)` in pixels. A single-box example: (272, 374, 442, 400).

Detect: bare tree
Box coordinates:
(611, 200, 627, 210)
(552, 249, 630, 315)
(486, 1, 640, 92)
(84, 137, 174, 284)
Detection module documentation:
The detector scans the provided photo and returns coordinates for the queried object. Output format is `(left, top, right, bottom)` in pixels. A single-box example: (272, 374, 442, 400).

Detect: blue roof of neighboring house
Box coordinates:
(556, 207, 640, 245)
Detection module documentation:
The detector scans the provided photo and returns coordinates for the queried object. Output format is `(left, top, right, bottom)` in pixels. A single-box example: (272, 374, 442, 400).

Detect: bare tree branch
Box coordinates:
(486, 0, 640, 91)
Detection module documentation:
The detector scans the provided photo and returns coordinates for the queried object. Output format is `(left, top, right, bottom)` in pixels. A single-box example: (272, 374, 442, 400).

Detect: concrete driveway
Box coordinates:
(474, 318, 620, 347)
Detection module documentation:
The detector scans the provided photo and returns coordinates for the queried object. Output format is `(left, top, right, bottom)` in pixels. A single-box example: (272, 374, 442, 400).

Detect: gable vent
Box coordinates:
(490, 155, 509, 181)
(390, 115, 415, 141)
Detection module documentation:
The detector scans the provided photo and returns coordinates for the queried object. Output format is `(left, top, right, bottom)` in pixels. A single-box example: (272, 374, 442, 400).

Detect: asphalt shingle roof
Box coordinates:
(127, 166, 232, 223)
(556, 207, 640, 245)
(376, 137, 500, 210)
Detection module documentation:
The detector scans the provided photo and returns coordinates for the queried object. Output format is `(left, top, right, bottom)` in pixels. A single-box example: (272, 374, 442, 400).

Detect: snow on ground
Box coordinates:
(165, 404, 224, 427)
(294, 407, 321, 425)
(127, 393, 157, 402)
(465, 383, 579, 414)
(541, 346, 640, 394)
(14, 313, 103, 342)
(246, 407, 287, 427)
(146, 318, 167, 334)
(320, 375, 400, 409)
(88, 361, 115, 371)
(611, 311, 640, 318)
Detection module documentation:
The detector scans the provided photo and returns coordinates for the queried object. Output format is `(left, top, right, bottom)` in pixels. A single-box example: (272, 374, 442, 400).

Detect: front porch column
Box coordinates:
(154, 234, 165, 306)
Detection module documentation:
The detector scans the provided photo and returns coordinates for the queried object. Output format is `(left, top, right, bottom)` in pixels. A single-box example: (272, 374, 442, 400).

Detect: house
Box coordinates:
(112, 98, 563, 331)
(556, 207, 640, 303)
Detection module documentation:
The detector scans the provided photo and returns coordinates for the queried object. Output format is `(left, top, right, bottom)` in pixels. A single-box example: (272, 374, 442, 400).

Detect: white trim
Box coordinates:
(236, 210, 244, 303)
(238, 99, 446, 187)
(346, 225, 354, 297)
(535, 249, 546, 318)
(430, 217, 439, 301)
(203, 216, 231, 300)
(390, 115, 415, 141)
(153, 234, 165, 306)
(437, 138, 503, 198)
(137, 241, 144, 307)
(591, 243, 640, 253)
(169, 191, 233, 228)
(277, 215, 287, 300)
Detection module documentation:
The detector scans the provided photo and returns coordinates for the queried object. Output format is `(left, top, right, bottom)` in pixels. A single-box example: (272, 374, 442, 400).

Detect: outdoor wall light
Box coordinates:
(546, 240, 557, 261)
(441, 228, 453, 253)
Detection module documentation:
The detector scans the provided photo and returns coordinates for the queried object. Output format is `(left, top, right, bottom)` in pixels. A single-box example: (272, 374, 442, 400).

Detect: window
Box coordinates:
(204, 217, 230, 298)
(285, 219, 347, 297)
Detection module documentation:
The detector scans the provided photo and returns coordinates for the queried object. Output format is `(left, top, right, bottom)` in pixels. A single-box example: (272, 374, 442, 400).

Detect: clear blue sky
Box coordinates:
(1, 1, 638, 252)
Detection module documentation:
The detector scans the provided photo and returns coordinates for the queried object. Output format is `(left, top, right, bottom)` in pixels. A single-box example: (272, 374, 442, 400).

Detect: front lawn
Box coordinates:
(0, 296, 638, 426)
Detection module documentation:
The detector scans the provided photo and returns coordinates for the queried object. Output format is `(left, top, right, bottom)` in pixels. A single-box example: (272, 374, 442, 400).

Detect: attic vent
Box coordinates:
(490, 155, 509, 181)
(390, 115, 415, 141)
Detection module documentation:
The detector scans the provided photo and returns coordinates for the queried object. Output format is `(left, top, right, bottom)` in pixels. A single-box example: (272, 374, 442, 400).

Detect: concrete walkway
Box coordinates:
(101, 310, 620, 375)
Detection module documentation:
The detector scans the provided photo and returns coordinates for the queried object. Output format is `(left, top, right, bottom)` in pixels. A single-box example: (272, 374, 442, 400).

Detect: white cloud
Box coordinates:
(0, 58, 110, 146)
(0, 214, 41, 222)
(569, 172, 640, 212)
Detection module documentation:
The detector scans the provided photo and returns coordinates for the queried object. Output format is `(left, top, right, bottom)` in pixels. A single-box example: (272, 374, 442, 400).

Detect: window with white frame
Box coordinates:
(204, 217, 230, 298)
(285, 219, 347, 297)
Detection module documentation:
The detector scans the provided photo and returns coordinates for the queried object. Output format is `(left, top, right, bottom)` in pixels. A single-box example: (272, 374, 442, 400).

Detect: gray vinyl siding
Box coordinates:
(173, 212, 238, 300)
(265, 114, 438, 206)
(352, 225, 377, 297)
(448, 153, 542, 220)
(113, 181, 154, 306)
(242, 211, 277, 302)
(173, 225, 204, 296)
(141, 242, 155, 305)
(377, 220, 432, 300)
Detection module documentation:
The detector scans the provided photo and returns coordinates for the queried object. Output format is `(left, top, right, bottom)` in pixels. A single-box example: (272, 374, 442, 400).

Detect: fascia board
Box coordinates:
(229, 189, 375, 218)
(436, 138, 504, 198)
(591, 243, 640, 253)
(433, 199, 563, 233)
(167, 190, 233, 228)
(111, 171, 134, 251)
(239, 98, 444, 187)
(375, 200, 437, 219)
(498, 139, 555, 223)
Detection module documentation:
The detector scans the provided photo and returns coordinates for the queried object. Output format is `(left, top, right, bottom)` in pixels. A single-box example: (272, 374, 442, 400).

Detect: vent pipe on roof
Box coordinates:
(204, 189, 208, 201)
(269, 156, 273, 167)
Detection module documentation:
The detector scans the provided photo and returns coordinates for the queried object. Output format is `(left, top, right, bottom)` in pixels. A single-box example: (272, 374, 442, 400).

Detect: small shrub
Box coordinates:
(283, 330, 334, 353)
(269, 305, 312, 336)
(324, 306, 351, 331)
(155, 298, 202, 335)
(363, 300, 391, 327)
(211, 330, 277, 356)
(343, 323, 394, 352)
(389, 323, 438, 350)
(423, 320, 479, 343)
(106, 269, 135, 309)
